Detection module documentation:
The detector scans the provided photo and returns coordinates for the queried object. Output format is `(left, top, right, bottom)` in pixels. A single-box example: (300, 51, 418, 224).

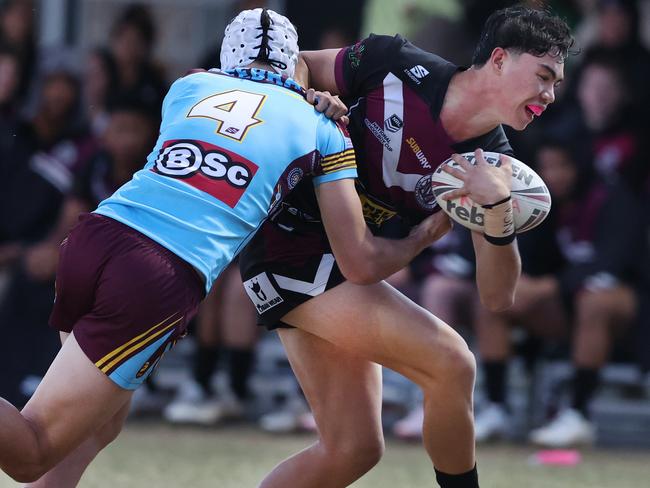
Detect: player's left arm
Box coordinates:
(442, 149, 521, 310)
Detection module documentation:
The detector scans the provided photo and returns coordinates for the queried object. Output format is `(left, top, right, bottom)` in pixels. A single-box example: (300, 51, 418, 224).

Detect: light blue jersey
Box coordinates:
(96, 68, 357, 293)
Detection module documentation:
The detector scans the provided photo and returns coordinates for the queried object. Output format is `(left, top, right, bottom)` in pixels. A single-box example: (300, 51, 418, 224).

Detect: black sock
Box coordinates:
(193, 345, 220, 396)
(435, 465, 479, 488)
(228, 348, 255, 401)
(483, 361, 507, 406)
(572, 368, 599, 417)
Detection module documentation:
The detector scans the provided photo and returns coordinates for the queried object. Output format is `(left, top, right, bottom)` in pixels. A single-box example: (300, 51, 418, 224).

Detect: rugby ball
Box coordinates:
(431, 152, 551, 233)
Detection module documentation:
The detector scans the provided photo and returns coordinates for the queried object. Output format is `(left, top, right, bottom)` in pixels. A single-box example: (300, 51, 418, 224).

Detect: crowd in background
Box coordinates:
(0, 0, 648, 448)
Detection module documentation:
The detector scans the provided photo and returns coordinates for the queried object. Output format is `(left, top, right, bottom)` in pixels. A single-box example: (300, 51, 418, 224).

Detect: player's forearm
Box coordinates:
(474, 236, 521, 311)
(352, 233, 428, 285)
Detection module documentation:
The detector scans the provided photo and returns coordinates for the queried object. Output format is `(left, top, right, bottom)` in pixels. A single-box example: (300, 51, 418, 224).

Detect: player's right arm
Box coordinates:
(315, 179, 451, 284)
(300, 49, 340, 94)
(302, 35, 402, 96)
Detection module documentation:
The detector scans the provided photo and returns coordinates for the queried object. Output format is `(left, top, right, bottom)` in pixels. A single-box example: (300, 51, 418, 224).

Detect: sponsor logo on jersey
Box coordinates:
(287, 167, 304, 189)
(415, 174, 438, 210)
(347, 41, 366, 69)
(359, 192, 398, 226)
(152, 139, 258, 208)
(384, 114, 404, 133)
(406, 137, 431, 169)
(364, 118, 393, 151)
(404, 65, 429, 84)
(243, 273, 284, 314)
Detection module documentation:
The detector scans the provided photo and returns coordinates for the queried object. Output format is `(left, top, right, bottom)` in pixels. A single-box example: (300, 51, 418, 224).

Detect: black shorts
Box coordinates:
(239, 219, 345, 330)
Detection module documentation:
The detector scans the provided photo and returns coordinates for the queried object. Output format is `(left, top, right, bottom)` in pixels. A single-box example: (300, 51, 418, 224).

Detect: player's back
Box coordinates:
(96, 68, 351, 292)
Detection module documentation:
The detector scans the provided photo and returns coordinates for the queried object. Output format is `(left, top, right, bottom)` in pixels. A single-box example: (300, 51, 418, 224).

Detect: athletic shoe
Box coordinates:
(474, 402, 510, 442)
(393, 406, 424, 439)
(259, 396, 315, 433)
(163, 380, 245, 425)
(528, 408, 596, 447)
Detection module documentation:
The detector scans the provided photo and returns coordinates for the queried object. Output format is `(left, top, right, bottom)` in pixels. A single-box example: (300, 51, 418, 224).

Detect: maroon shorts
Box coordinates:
(49, 213, 205, 390)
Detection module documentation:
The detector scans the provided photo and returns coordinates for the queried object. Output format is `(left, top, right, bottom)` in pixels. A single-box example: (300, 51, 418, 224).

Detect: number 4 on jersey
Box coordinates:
(188, 90, 266, 142)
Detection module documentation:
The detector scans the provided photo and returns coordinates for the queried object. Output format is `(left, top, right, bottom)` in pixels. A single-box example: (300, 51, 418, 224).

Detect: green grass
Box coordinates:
(1, 423, 648, 487)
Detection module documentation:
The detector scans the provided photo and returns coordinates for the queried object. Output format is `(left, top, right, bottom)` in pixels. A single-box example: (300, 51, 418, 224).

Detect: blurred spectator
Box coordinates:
(286, 0, 364, 50)
(28, 95, 160, 260)
(83, 47, 118, 137)
(0, 69, 94, 257)
(0, 0, 36, 102)
(0, 45, 21, 158)
(473, 140, 645, 446)
(164, 262, 258, 425)
(107, 3, 167, 115)
(0, 68, 96, 407)
(590, 0, 650, 112)
(544, 51, 645, 193)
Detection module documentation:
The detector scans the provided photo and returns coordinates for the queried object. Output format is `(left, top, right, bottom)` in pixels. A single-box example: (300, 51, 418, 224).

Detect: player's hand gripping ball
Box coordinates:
(431, 152, 551, 233)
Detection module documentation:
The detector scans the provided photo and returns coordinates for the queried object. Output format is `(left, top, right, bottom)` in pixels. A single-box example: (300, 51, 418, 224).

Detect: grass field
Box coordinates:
(1, 423, 648, 487)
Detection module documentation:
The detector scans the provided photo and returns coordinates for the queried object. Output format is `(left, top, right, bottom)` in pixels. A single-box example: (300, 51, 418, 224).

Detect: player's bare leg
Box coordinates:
(22, 332, 132, 488)
(26, 401, 131, 488)
(281, 280, 477, 476)
(0, 332, 132, 483)
(259, 328, 383, 488)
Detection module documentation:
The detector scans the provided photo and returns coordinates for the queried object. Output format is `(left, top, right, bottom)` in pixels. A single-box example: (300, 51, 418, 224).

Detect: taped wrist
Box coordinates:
(482, 196, 515, 245)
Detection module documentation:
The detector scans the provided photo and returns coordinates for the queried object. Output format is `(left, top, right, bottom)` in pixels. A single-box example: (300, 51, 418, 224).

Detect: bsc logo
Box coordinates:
(153, 139, 259, 208)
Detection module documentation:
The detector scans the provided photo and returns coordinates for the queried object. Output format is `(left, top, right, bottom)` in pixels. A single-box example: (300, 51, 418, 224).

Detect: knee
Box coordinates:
(324, 433, 385, 472)
(93, 411, 126, 449)
(5, 456, 49, 484)
(447, 342, 477, 387)
(426, 337, 477, 392)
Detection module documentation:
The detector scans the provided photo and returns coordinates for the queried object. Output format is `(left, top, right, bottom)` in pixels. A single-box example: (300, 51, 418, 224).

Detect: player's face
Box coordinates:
(500, 51, 564, 131)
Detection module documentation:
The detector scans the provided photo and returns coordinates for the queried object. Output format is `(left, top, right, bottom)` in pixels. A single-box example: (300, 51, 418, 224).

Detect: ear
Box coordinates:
(489, 47, 508, 74)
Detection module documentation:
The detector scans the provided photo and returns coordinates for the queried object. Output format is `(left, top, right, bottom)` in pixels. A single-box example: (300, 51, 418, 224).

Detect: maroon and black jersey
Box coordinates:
(239, 36, 514, 325)
(272, 35, 513, 234)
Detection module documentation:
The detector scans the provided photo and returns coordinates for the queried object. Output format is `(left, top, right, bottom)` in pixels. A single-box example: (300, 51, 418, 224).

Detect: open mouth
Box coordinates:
(526, 104, 543, 117)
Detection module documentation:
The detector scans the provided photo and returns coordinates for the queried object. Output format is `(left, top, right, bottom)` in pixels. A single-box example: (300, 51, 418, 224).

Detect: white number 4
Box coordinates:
(188, 90, 266, 142)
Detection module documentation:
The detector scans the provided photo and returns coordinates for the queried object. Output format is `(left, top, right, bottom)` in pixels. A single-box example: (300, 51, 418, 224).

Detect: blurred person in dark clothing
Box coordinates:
(543, 51, 646, 193)
(589, 0, 650, 113)
(0, 69, 96, 408)
(0, 0, 36, 103)
(0, 45, 21, 169)
(0, 70, 96, 263)
(25, 97, 160, 267)
(82, 47, 119, 137)
(107, 4, 167, 117)
(473, 140, 644, 446)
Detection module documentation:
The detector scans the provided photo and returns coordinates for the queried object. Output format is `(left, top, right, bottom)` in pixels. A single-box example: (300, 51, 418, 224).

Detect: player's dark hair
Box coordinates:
(471, 5, 575, 66)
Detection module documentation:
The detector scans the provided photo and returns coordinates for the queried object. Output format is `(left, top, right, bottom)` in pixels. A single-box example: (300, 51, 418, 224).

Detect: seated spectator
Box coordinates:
(0, 0, 36, 103)
(107, 3, 167, 117)
(473, 140, 645, 446)
(83, 47, 118, 137)
(0, 68, 96, 407)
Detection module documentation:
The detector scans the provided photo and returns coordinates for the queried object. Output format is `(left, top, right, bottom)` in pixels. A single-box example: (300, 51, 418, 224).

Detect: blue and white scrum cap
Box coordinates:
(220, 8, 299, 78)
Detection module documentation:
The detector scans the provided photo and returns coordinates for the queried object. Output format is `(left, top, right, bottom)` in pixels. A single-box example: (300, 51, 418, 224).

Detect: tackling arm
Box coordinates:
(316, 179, 451, 285)
(300, 50, 341, 94)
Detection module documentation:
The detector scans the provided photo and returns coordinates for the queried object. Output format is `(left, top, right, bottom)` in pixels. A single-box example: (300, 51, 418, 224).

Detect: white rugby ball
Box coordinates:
(431, 152, 551, 233)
